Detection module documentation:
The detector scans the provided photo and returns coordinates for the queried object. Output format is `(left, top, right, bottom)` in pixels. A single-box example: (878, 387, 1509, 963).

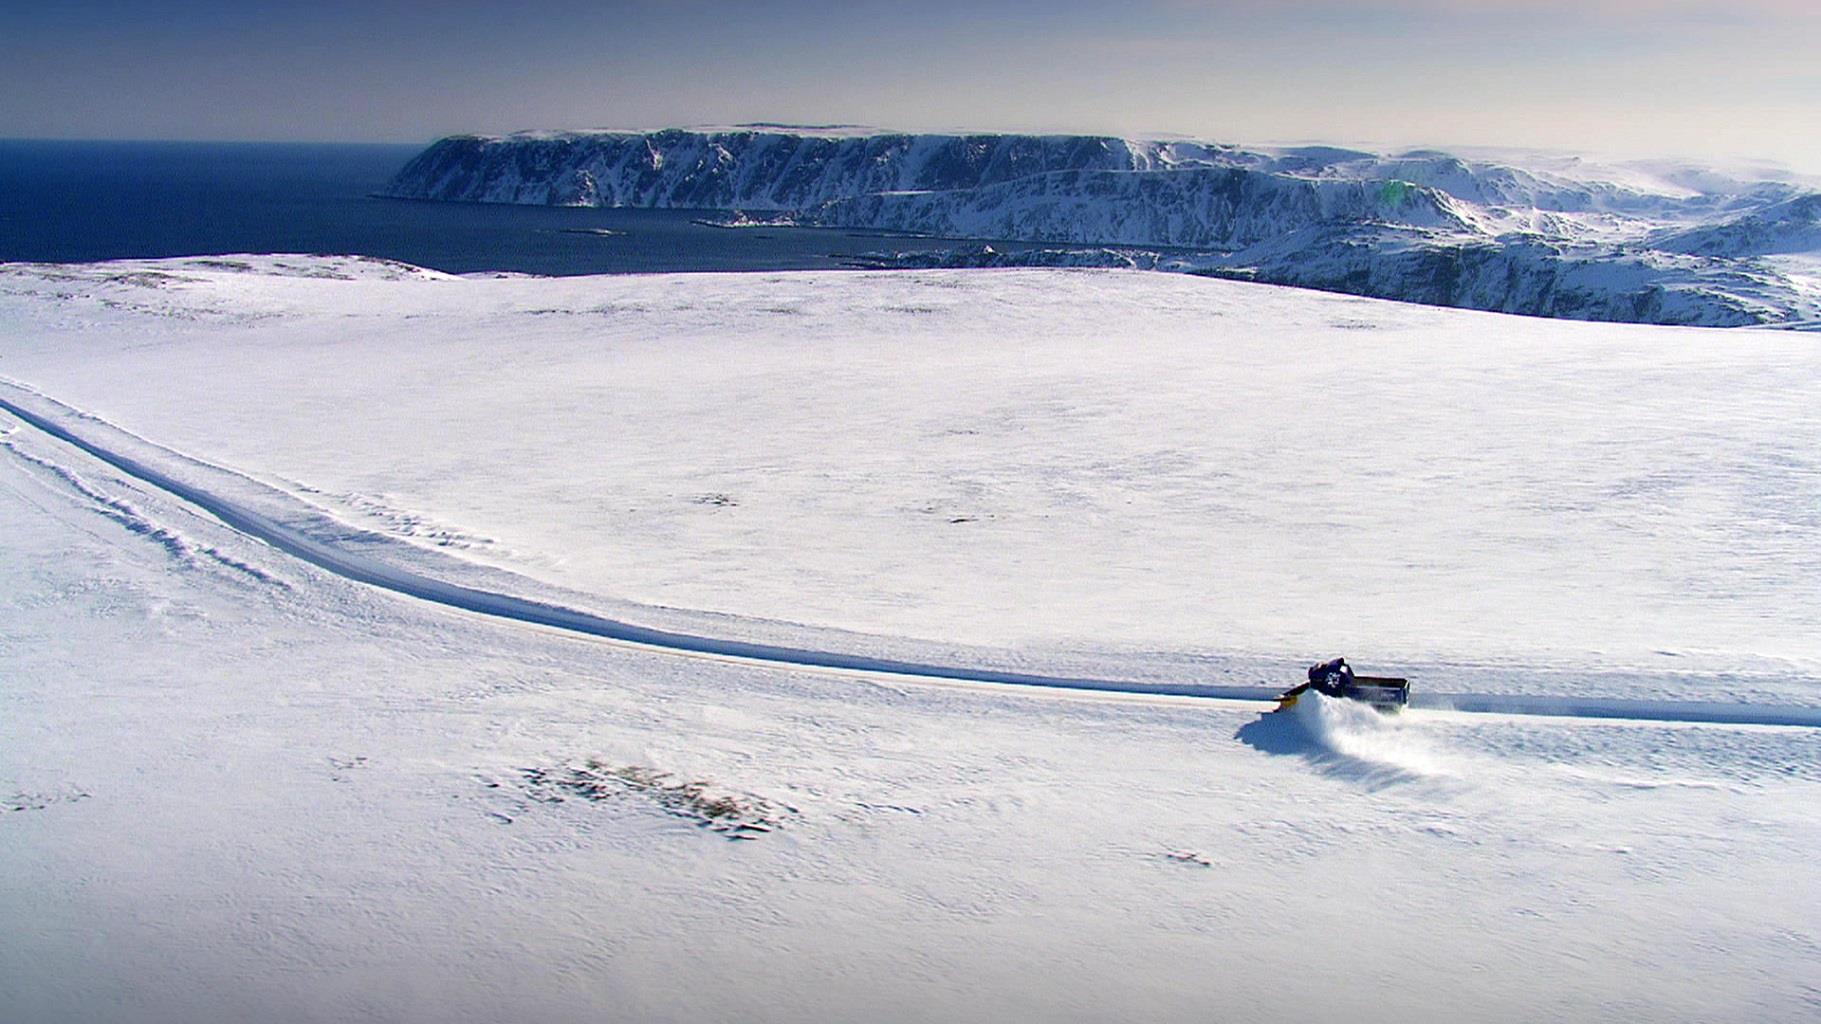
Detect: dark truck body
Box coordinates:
(1339, 675, 1411, 710)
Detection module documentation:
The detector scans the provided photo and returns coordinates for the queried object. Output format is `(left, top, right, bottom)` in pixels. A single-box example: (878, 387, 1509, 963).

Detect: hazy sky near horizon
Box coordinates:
(3, 0, 1817, 170)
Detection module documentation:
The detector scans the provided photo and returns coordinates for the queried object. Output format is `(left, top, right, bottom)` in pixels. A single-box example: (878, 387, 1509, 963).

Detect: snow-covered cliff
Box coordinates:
(385, 129, 1175, 209)
(799, 168, 1474, 249)
(384, 127, 1821, 326)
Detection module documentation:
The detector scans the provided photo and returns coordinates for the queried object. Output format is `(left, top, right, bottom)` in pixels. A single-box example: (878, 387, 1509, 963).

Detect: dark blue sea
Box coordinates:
(0, 140, 976, 275)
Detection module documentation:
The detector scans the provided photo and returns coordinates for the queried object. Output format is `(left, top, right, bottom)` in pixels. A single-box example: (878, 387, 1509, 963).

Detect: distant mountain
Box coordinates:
(385, 127, 1821, 327)
(1651, 193, 1821, 257)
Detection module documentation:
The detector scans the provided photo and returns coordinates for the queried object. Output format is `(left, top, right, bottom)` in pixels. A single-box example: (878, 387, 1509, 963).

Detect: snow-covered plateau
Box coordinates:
(384, 127, 1821, 327)
(2, 255, 1818, 1023)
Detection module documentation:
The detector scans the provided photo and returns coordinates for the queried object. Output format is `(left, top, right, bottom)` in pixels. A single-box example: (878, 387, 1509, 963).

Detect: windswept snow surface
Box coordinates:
(3, 256, 1820, 1022)
(6, 376, 1814, 728)
(1, 255, 1816, 696)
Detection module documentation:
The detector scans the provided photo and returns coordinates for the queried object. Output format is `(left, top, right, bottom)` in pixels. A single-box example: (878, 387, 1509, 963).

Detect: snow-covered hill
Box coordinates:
(384, 127, 1821, 327)
(6, 255, 1820, 683)
(3, 257, 1818, 1022)
(1653, 192, 1821, 257)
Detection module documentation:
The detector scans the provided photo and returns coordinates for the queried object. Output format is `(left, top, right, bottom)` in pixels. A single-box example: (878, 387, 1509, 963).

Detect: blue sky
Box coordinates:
(3, 1, 1817, 170)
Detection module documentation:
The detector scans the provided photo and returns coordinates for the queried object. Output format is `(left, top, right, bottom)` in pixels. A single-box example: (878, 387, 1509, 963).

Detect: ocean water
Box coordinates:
(0, 139, 970, 275)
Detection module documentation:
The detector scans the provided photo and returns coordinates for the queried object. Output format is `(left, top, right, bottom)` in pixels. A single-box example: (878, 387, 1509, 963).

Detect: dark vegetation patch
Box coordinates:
(505, 761, 789, 840)
(5, 789, 89, 813)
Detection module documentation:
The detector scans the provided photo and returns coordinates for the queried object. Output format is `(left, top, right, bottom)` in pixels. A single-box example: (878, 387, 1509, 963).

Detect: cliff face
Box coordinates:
(1214, 229, 1803, 327)
(385, 130, 1171, 209)
(383, 127, 1821, 327)
(797, 168, 1473, 249)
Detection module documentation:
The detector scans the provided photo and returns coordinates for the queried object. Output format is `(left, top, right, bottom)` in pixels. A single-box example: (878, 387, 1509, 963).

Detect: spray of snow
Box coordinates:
(1237, 693, 1456, 788)
(1297, 695, 1451, 776)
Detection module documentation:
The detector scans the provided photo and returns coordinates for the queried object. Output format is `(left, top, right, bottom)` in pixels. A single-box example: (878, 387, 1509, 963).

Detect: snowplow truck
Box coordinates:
(1277, 657, 1409, 712)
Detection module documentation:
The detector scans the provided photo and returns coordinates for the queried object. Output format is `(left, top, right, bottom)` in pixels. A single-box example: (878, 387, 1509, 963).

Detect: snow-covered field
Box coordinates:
(2, 256, 1818, 1022)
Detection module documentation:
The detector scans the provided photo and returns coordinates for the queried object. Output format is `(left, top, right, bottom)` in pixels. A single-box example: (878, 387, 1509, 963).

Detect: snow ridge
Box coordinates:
(384, 127, 1821, 326)
(1, 433, 283, 586)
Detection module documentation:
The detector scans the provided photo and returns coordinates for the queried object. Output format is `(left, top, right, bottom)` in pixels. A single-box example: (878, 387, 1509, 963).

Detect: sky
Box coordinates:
(2, 0, 1818, 171)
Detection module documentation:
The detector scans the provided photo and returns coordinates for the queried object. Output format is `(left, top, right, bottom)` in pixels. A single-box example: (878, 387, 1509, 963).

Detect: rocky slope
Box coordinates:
(384, 127, 1821, 326)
